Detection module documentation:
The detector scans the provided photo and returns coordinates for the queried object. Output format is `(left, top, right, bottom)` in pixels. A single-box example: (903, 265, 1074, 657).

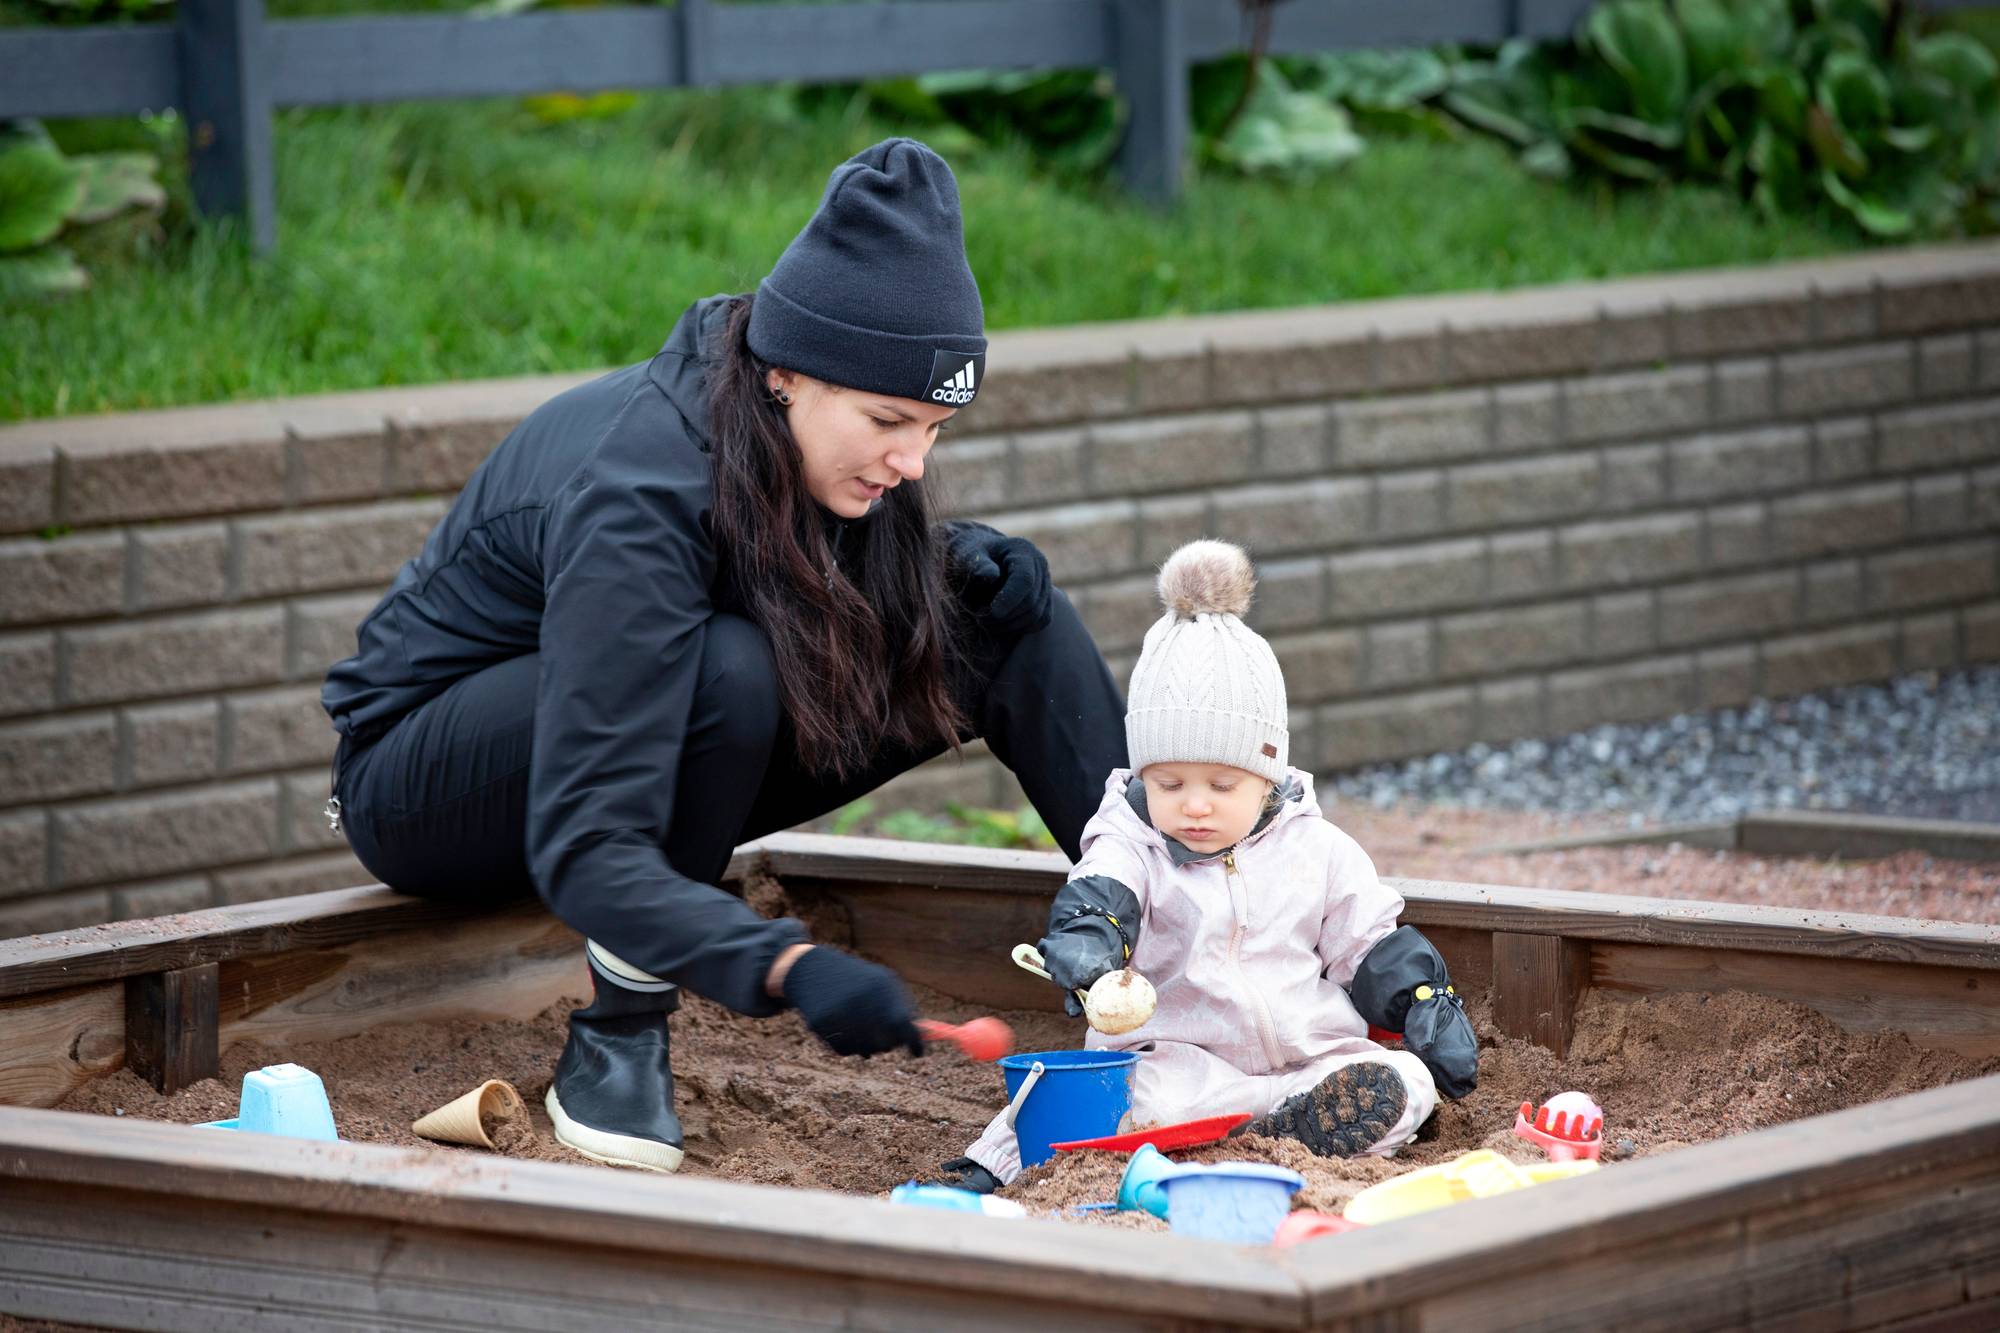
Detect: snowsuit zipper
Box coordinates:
(1223, 850, 1286, 1071)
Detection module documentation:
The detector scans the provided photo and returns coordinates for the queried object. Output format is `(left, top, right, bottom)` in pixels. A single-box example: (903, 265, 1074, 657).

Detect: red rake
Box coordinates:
(1513, 1093, 1604, 1163)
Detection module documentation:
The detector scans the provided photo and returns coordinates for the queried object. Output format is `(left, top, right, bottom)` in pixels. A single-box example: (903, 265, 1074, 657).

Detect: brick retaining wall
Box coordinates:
(2, 244, 1997, 930)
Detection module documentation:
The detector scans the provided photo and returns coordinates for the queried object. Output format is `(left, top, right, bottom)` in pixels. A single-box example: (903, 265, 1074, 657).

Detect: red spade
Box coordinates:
(917, 1017, 1015, 1062)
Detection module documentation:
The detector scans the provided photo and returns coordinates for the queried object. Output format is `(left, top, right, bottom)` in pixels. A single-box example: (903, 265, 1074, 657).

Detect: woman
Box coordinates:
(321, 139, 1127, 1173)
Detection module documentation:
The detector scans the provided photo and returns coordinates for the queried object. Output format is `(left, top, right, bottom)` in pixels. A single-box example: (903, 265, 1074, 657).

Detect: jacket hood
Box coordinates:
(644, 293, 739, 452)
(1109, 767, 1317, 866)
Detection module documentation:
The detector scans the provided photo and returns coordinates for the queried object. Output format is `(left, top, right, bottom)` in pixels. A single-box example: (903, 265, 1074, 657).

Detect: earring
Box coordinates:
(772, 386, 793, 406)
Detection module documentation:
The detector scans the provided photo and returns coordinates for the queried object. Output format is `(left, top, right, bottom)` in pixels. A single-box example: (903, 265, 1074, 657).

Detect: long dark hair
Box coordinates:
(707, 295, 969, 780)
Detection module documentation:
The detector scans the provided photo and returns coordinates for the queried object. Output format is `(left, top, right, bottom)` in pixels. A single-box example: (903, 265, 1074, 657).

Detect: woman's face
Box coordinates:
(768, 370, 956, 519)
(1139, 763, 1273, 856)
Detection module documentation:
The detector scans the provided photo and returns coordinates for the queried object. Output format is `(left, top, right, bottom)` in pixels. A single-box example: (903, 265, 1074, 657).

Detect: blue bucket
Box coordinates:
(1158, 1162, 1304, 1244)
(999, 1049, 1139, 1168)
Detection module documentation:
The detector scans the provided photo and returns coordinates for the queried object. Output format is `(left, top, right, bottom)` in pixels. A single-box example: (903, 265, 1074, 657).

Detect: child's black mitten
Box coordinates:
(1037, 875, 1141, 1018)
(1350, 925, 1479, 1099)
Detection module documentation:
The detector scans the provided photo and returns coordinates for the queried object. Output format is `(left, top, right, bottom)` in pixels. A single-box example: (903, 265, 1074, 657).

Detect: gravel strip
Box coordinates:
(1329, 667, 2000, 826)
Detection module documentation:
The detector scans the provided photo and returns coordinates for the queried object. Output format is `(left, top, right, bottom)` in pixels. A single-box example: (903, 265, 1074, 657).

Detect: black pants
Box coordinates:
(335, 589, 1125, 955)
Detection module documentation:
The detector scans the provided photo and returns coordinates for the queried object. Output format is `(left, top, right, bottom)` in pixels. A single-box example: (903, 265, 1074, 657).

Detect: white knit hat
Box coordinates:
(1125, 540, 1289, 785)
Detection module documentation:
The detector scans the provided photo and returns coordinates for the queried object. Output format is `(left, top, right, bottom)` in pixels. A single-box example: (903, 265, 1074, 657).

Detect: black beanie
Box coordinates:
(747, 137, 988, 409)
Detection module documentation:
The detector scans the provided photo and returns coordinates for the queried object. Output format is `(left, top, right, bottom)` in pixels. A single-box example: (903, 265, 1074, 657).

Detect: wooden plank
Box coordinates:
(123, 962, 219, 1096)
(1490, 932, 1588, 1057)
(814, 878, 1062, 1013)
(1182, 0, 1512, 59)
(0, 983, 122, 1110)
(0, 1109, 1308, 1330)
(1738, 810, 2000, 865)
(1590, 941, 2000, 1057)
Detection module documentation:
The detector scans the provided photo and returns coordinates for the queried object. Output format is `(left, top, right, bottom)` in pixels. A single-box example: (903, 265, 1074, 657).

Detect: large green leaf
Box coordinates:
(0, 141, 83, 253)
(0, 245, 86, 304)
(1805, 101, 1868, 177)
(70, 152, 165, 225)
(1807, 0, 1889, 53)
(1584, 0, 1690, 125)
(1821, 165, 1912, 234)
(1818, 49, 1892, 139)
(1211, 65, 1365, 175)
(1749, 120, 1808, 217)
(1297, 49, 1450, 111)
(1675, 0, 1794, 86)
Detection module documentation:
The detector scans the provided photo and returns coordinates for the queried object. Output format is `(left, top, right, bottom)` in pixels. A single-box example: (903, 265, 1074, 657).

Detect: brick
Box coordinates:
(1769, 482, 1907, 560)
(123, 700, 222, 789)
(1864, 540, 1999, 613)
(132, 523, 229, 612)
(1243, 557, 1326, 633)
(1592, 591, 1655, 658)
(1983, 333, 2000, 391)
(60, 433, 287, 526)
(1008, 430, 1087, 507)
(54, 780, 280, 888)
(1286, 708, 1321, 775)
(1206, 319, 1371, 405)
(1878, 268, 2000, 337)
(1212, 479, 1367, 557)
(1562, 367, 1707, 443)
(1440, 600, 1589, 678)
(63, 607, 285, 707)
(1270, 628, 1365, 702)
(935, 438, 1011, 514)
(1328, 540, 1484, 618)
(1090, 412, 1255, 497)
(1670, 291, 1810, 358)
(1967, 601, 2000, 661)
(225, 685, 337, 774)
(1493, 383, 1559, 452)
(1447, 305, 1601, 381)
(1910, 473, 1971, 535)
(1669, 426, 1811, 502)
(282, 770, 348, 853)
(1488, 531, 1556, 599)
(1713, 359, 1775, 425)
(1918, 334, 1976, 396)
(1318, 687, 1475, 768)
(0, 442, 56, 536)
(1545, 657, 1696, 733)
(1876, 399, 2000, 472)
(385, 415, 507, 493)
(1803, 559, 1864, 625)
(1761, 622, 1899, 698)
(1365, 621, 1435, 688)
(0, 890, 110, 935)
(288, 425, 390, 506)
(1076, 575, 1159, 653)
(214, 850, 373, 904)
(1475, 678, 1544, 741)
(1373, 324, 1447, 392)
(1777, 343, 1914, 416)
(1696, 645, 1757, 710)
(1812, 418, 1874, 483)
(1333, 389, 1488, 468)
(1601, 443, 1667, 511)
(1705, 503, 1768, 570)
(233, 500, 441, 600)
(110, 877, 213, 921)
(1973, 465, 2000, 528)
(1593, 293, 1672, 369)
(1132, 340, 1211, 417)
(1446, 453, 1599, 528)
(0, 713, 117, 805)
(0, 631, 56, 718)
(287, 593, 382, 681)
(1374, 470, 1445, 541)
(1811, 275, 1877, 344)
(0, 810, 49, 900)
(1558, 513, 1702, 591)
(980, 347, 1136, 432)
(0, 532, 125, 626)
(1256, 404, 1331, 476)
(1135, 494, 1210, 568)
(1658, 572, 1798, 648)
(1901, 612, 1960, 671)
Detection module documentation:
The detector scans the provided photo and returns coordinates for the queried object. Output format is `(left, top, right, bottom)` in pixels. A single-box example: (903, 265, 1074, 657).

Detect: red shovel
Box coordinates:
(916, 1017, 1014, 1062)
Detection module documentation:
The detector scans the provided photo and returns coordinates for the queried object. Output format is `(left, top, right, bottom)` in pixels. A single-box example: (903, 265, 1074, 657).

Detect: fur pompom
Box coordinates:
(1157, 540, 1255, 619)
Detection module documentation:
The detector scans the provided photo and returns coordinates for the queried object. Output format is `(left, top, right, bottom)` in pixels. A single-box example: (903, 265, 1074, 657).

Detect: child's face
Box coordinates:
(1140, 763, 1272, 855)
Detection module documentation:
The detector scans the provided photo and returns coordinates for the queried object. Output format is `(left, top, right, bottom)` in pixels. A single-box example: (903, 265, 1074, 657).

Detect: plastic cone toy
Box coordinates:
(412, 1079, 526, 1150)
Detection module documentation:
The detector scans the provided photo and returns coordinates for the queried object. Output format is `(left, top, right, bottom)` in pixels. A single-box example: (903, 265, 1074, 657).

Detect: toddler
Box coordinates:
(946, 540, 1478, 1189)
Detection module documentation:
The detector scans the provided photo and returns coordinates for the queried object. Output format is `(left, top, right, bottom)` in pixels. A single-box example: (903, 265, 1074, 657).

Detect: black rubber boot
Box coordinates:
(544, 946, 685, 1173)
(1235, 1061, 1408, 1159)
(938, 1156, 1003, 1194)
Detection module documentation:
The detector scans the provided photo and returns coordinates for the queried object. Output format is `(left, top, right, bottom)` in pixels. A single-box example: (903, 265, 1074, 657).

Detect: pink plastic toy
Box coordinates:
(1513, 1090, 1604, 1162)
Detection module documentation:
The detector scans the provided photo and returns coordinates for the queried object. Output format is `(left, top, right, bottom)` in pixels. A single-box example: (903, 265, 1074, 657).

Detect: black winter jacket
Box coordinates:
(322, 296, 808, 1015)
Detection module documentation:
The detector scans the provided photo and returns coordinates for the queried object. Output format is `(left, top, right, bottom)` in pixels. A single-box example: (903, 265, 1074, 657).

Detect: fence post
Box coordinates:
(179, 0, 276, 254)
(1112, 0, 1188, 206)
(678, 0, 713, 88)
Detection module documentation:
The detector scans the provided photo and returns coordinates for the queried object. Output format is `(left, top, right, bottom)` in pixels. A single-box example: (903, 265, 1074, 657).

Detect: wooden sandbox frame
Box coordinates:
(2, 832, 1998, 1331)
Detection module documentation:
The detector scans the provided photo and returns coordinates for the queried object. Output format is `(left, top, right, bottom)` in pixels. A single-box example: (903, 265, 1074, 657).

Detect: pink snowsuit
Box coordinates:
(963, 768, 1437, 1184)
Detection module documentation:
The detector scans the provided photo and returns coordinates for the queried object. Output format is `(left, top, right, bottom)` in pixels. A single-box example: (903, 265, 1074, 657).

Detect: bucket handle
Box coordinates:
(1004, 1060, 1046, 1131)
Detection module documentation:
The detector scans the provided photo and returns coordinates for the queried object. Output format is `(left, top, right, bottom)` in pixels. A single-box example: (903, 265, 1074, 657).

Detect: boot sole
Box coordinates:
(545, 1086, 686, 1174)
(1241, 1060, 1407, 1158)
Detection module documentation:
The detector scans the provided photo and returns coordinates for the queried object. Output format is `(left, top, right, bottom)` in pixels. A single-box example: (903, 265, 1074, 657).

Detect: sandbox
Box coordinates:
(4, 833, 1999, 1330)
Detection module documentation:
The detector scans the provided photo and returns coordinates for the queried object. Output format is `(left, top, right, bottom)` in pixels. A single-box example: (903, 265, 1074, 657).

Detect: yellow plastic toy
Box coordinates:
(1342, 1149, 1600, 1225)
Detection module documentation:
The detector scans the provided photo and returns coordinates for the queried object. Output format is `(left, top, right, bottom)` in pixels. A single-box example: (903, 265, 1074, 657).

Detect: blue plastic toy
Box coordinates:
(888, 1183, 1027, 1219)
(998, 1049, 1139, 1168)
(196, 1064, 339, 1141)
(1118, 1142, 1174, 1218)
(1157, 1162, 1305, 1244)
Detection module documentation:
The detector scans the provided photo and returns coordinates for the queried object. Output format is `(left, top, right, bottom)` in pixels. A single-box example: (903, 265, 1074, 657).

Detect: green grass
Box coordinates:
(6, 84, 1874, 421)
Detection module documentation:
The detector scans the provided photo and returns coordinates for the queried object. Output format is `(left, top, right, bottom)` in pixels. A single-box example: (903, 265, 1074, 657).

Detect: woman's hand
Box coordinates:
(774, 945, 925, 1057)
(943, 521, 1054, 636)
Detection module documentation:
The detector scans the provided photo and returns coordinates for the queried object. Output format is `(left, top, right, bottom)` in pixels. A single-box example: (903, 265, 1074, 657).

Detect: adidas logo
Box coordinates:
(931, 361, 978, 405)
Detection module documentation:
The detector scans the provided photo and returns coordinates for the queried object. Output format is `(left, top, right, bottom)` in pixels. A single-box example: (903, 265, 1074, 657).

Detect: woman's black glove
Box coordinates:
(1349, 925, 1479, 1099)
(781, 947, 924, 1057)
(1038, 875, 1141, 1018)
(943, 521, 1054, 636)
